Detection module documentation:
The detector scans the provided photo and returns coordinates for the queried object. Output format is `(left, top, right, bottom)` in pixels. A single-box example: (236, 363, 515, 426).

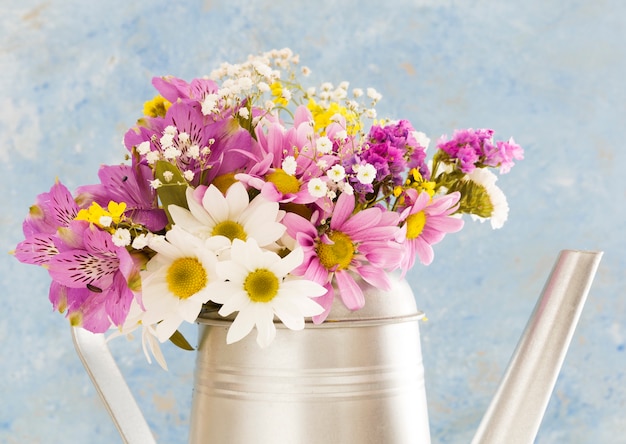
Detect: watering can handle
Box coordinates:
(71, 327, 156, 444)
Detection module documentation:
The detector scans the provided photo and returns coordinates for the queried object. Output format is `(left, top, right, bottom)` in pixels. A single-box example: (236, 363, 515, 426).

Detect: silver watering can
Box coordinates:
(71, 249, 602, 443)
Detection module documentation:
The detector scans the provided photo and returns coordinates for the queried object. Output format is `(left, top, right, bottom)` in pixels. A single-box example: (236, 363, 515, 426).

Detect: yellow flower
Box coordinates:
(307, 99, 361, 135)
(143, 95, 171, 118)
(270, 82, 289, 106)
(76, 201, 127, 228)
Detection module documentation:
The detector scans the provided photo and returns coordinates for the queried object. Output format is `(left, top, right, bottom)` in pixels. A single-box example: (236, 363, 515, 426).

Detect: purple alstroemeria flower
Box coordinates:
(76, 163, 168, 232)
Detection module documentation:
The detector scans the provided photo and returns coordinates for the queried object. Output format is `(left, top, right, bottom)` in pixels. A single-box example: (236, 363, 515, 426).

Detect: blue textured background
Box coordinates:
(2, 1, 624, 443)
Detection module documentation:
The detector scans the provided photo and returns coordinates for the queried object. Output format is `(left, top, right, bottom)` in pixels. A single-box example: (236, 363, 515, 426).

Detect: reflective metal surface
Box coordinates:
(189, 276, 430, 444)
(472, 250, 603, 444)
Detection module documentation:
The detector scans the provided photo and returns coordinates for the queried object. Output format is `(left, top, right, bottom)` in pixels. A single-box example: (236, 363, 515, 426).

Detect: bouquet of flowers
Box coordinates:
(13, 48, 523, 369)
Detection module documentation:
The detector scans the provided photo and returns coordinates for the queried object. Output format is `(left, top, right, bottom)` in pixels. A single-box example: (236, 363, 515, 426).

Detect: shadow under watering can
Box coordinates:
(72, 249, 602, 444)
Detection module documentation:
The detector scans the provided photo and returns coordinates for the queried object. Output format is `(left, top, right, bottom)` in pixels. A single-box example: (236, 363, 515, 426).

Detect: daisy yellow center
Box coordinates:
(212, 220, 247, 241)
(316, 231, 355, 271)
(166, 257, 207, 300)
(244, 268, 279, 303)
(406, 211, 427, 239)
(266, 169, 300, 195)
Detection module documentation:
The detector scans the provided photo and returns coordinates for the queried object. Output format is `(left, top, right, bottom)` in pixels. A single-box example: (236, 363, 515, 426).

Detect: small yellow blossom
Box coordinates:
(270, 82, 289, 106)
(76, 201, 127, 228)
(307, 99, 361, 136)
(143, 95, 171, 118)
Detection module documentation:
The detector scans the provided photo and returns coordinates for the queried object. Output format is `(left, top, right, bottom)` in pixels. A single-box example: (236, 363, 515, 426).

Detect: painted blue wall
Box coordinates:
(1, 1, 624, 442)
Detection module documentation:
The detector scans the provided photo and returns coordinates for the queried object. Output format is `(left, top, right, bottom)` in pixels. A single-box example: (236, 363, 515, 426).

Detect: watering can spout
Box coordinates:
(471, 249, 603, 444)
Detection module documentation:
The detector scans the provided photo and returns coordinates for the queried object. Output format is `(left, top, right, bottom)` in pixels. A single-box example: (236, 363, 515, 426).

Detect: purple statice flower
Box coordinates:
(76, 164, 168, 232)
(437, 128, 523, 174)
(365, 120, 429, 183)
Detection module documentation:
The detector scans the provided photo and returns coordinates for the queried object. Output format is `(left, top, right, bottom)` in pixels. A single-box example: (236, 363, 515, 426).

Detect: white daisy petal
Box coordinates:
(202, 184, 230, 222)
(226, 306, 257, 344)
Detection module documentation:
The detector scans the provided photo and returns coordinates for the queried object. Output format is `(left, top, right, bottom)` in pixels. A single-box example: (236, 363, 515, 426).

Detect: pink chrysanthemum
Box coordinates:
(398, 190, 465, 271)
(283, 191, 403, 323)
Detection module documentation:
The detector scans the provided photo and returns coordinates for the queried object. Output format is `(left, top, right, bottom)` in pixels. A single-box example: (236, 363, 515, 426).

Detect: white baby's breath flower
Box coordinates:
(132, 233, 152, 250)
(146, 151, 160, 165)
(307, 177, 328, 198)
(99, 215, 113, 228)
(188, 144, 200, 159)
(160, 133, 175, 148)
(301, 66, 311, 76)
(334, 130, 348, 141)
(150, 178, 162, 189)
(281, 156, 297, 176)
(183, 170, 195, 181)
(327, 164, 346, 182)
(112, 228, 131, 247)
(356, 163, 377, 185)
(365, 108, 377, 119)
(352, 88, 364, 98)
(163, 125, 177, 135)
(366, 87, 382, 101)
(201, 93, 220, 115)
(178, 132, 190, 143)
(238, 107, 250, 119)
(315, 136, 333, 154)
(162, 171, 174, 183)
(137, 141, 151, 155)
(321, 82, 333, 91)
(163, 146, 181, 160)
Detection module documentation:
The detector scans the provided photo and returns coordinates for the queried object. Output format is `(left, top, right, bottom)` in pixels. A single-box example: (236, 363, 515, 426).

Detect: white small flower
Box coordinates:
(99, 215, 113, 227)
(352, 88, 364, 98)
(367, 87, 382, 101)
(162, 170, 174, 183)
(160, 133, 175, 149)
(413, 131, 431, 149)
(183, 170, 195, 181)
(281, 156, 297, 176)
(264, 100, 275, 111)
(316, 136, 333, 154)
(339, 181, 354, 195)
(334, 130, 348, 141)
(188, 144, 200, 159)
(467, 168, 509, 229)
(365, 108, 377, 119)
(321, 82, 333, 91)
(163, 146, 181, 160)
(150, 178, 162, 189)
(132, 233, 152, 249)
(146, 151, 160, 165)
(306, 86, 316, 97)
(307, 177, 328, 198)
(112, 228, 131, 247)
(137, 141, 151, 155)
(178, 132, 190, 143)
(257, 81, 270, 92)
(163, 125, 177, 135)
(238, 107, 250, 119)
(327, 164, 346, 182)
(201, 93, 220, 115)
(301, 66, 311, 76)
(356, 163, 377, 185)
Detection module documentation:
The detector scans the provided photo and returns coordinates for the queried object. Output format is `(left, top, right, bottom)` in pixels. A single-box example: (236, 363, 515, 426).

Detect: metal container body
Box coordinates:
(189, 278, 430, 444)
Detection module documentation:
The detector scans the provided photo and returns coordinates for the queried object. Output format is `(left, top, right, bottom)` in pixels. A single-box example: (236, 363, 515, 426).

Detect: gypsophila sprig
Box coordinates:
(13, 48, 523, 368)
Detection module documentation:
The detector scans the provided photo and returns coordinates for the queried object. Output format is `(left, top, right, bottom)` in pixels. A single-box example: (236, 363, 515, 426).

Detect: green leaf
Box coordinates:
(168, 329, 195, 351)
(154, 160, 188, 225)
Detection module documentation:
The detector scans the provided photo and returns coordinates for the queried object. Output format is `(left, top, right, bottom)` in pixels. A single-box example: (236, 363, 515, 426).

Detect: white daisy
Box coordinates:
(168, 181, 286, 249)
(467, 168, 509, 229)
(107, 299, 168, 370)
(210, 238, 326, 348)
(139, 226, 222, 342)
